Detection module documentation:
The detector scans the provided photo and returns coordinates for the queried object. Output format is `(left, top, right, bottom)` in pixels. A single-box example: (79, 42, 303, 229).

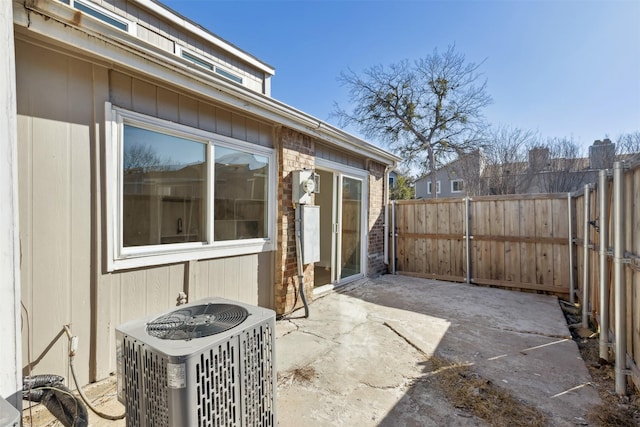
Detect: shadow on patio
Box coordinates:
(275, 274, 600, 426)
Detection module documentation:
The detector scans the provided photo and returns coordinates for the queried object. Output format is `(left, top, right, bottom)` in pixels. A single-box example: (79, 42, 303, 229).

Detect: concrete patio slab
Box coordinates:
(277, 275, 601, 426)
(23, 275, 601, 426)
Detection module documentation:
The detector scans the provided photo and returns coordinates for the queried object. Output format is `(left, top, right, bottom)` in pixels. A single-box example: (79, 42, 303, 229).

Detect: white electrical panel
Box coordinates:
(292, 170, 317, 205)
(302, 205, 320, 264)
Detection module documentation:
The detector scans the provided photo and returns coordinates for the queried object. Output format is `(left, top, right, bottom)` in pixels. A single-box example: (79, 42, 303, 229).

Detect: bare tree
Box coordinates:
(529, 137, 587, 193)
(616, 131, 640, 155)
(123, 143, 165, 174)
(334, 45, 492, 195)
(482, 126, 537, 195)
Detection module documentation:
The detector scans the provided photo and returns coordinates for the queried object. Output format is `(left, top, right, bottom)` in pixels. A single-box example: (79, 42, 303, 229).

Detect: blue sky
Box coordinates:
(162, 0, 640, 153)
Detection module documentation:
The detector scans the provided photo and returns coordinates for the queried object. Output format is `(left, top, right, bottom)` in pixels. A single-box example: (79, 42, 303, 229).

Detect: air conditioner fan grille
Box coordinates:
(146, 303, 249, 340)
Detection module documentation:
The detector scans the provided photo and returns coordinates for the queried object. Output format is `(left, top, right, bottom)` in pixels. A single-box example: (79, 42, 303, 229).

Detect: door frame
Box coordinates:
(313, 159, 369, 294)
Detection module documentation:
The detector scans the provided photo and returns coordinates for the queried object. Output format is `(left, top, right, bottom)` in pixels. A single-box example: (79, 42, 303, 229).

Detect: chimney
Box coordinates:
(528, 147, 550, 171)
(589, 138, 615, 169)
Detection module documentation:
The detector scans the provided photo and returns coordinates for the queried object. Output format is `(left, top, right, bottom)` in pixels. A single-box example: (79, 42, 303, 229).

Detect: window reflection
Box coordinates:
(122, 125, 206, 247)
(214, 147, 268, 241)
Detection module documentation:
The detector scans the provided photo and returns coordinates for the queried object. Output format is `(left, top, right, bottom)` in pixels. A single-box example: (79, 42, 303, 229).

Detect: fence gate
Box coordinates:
(392, 193, 573, 297)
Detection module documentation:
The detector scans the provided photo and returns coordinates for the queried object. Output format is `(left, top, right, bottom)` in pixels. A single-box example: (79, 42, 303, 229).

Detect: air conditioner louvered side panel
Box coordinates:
(195, 338, 241, 427)
(240, 319, 276, 427)
(143, 349, 169, 427)
(122, 338, 171, 427)
(122, 338, 142, 427)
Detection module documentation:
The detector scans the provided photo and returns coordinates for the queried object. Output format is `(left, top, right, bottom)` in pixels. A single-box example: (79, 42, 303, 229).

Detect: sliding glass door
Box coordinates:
(314, 165, 366, 288)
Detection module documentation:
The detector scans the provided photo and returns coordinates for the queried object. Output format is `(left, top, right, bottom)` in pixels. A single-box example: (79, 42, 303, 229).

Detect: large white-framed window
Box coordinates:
(105, 103, 275, 271)
(427, 181, 441, 195)
(451, 179, 464, 193)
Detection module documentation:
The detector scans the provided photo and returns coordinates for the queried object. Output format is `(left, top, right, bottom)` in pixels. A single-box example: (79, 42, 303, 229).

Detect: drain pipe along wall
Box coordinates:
(0, 0, 21, 410)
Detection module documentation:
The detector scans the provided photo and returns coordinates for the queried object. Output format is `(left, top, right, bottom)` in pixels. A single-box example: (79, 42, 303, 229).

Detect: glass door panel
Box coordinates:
(314, 170, 335, 287)
(340, 177, 362, 279)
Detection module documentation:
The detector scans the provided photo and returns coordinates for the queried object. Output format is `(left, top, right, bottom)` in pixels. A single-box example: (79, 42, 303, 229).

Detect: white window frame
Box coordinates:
(175, 46, 244, 85)
(105, 102, 276, 271)
(65, 0, 137, 35)
(427, 180, 441, 195)
(451, 179, 464, 193)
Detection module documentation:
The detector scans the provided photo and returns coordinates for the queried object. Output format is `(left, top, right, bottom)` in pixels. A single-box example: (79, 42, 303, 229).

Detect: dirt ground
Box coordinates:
(561, 301, 640, 426)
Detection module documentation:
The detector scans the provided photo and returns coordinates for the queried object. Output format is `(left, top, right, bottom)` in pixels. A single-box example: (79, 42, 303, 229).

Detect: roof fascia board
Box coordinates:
(14, 0, 399, 166)
(132, 0, 275, 76)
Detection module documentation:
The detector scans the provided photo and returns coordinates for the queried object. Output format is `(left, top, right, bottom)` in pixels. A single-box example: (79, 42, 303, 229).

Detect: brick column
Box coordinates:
(368, 161, 388, 277)
(275, 128, 315, 315)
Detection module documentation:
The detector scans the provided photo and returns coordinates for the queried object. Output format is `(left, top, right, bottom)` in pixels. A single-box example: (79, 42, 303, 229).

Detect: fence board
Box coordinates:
(504, 200, 521, 282)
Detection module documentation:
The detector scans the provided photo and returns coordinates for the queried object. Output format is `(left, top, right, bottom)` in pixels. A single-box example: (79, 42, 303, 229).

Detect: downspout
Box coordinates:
(613, 161, 626, 395)
(598, 170, 610, 362)
(391, 200, 397, 275)
(383, 166, 390, 265)
(582, 184, 591, 328)
(465, 197, 471, 284)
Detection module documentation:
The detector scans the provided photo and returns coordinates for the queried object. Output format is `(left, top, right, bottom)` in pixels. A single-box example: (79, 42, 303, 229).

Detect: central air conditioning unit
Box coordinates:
(115, 297, 276, 427)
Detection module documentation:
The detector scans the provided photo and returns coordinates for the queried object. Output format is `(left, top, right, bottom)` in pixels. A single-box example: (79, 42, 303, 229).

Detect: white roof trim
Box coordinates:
(132, 0, 275, 76)
(14, 0, 399, 166)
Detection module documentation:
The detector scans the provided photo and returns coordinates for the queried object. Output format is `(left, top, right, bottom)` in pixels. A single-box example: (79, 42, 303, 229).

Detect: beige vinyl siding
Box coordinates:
(17, 38, 275, 384)
(316, 142, 366, 169)
(109, 70, 273, 147)
(16, 40, 93, 386)
(187, 253, 274, 307)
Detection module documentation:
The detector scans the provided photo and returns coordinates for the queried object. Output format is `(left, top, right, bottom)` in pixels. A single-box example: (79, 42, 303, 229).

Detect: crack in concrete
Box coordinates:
(277, 319, 301, 337)
(298, 329, 331, 341)
(488, 325, 571, 340)
(360, 381, 404, 391)
(382, 321, 429, 358)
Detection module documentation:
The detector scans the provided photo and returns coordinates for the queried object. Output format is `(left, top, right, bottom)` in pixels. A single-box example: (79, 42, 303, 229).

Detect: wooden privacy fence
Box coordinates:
(391, 157, 640, 394)
(574, 159, 640, 394)
(392, 193, 573, 298)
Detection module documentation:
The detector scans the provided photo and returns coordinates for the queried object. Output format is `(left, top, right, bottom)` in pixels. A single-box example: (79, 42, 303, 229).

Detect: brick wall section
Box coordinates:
(368, 161, 388, 277)
(275, 128, 316, 315)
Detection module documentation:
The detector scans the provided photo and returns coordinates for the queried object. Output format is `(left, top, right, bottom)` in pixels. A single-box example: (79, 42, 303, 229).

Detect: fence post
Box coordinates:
(391, 200, 396, 275)
(598, 170, 610, 362)
(568, 192, 575, 304)
(613, 161, 627, 395)
(582, 184, 591, 328)
(465, 197, 471, 284)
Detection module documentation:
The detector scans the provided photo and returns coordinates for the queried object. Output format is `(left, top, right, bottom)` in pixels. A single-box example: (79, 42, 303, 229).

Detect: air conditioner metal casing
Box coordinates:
(115, 297, 276, 427)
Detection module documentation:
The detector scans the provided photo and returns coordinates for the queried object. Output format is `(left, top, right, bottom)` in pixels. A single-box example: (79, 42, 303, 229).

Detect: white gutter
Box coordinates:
(15, 0, 400, 166)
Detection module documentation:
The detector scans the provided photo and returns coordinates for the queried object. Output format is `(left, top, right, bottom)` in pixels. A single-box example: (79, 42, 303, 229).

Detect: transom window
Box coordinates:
(177, 47, 244, 84)
(58, 0, 136, 35)
(106, 103, 275, 271)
